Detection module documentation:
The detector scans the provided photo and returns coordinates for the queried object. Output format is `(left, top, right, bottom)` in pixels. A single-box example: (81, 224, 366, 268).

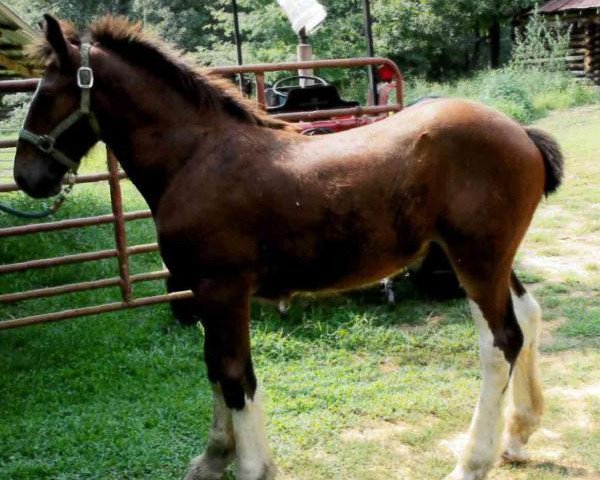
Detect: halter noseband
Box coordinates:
(19, 43, 100, 173)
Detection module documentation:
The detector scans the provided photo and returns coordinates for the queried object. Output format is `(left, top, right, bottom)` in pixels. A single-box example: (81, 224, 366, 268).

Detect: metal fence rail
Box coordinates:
(0, 57, 404, 330)
(0, 149, 195, 330)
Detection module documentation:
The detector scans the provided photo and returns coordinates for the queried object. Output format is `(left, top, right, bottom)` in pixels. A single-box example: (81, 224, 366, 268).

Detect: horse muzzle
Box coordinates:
(14, 164, 62, 199)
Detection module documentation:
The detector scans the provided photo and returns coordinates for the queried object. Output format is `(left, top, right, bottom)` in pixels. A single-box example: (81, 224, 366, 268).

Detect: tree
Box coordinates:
(372, 0, 537, 78)
(10, 0, 132, 26)
(191, 0, 370, 98)
(469, 0, 537, 68)
(9, 0, 541, 83)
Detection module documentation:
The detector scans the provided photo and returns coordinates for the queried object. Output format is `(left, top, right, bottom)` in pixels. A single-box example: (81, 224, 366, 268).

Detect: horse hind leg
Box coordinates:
(502, 271, 544, 463)
(441, 245, 524, 480)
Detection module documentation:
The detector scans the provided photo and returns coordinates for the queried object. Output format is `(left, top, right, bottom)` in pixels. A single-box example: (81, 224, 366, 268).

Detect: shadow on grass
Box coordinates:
(510, 461, 592, 477)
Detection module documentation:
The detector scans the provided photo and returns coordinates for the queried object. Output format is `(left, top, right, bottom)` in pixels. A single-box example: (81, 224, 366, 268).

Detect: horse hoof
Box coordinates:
(184, 453, 230, 480)
(444, 467, 486, 480)
(501, 447, 529, 464)
(183, 467, 222, 480)
(237, 461, 277, 480)
(501, 436, 530, 464)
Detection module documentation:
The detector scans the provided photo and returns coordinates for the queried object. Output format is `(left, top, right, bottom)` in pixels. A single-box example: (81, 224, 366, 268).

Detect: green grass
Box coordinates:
(1, 106, 600, 479)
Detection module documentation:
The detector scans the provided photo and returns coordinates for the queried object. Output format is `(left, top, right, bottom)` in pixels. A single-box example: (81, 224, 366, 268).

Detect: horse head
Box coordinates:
(14, 14, 100, 199)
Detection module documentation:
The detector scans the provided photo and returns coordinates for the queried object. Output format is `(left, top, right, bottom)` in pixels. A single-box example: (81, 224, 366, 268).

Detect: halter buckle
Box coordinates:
(37, 135, 55, 153)
(77, 66, 94, 89)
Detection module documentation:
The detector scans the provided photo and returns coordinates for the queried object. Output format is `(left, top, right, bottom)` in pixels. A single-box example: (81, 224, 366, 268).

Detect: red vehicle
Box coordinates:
(226, 0, 403, 133)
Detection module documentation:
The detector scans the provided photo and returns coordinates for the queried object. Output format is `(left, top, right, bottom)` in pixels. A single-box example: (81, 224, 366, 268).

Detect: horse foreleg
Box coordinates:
(185, 278, 276, 480)
(231, 384, 274, 480)
(186, 383, 235, 480)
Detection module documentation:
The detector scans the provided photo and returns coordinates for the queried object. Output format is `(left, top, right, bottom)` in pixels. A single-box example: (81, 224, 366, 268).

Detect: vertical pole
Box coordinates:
(256, 72, 266, 109)
(362, 0, 379, 106)
(232, 0, 245, 90)
(107, 149, 132, 303)
(297, 28, 314, 87)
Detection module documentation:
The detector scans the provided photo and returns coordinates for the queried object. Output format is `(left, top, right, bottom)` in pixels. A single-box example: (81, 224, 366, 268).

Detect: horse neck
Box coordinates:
(91, 52, 239, 211)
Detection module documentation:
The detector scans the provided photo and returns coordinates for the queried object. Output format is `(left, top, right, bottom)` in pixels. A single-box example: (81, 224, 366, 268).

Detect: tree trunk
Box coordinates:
(490, 18, 501, 69)
(472, 29, 483, 71)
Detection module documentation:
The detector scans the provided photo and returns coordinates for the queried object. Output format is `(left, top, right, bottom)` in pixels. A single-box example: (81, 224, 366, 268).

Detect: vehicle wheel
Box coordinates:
(409, 243, 464, 299)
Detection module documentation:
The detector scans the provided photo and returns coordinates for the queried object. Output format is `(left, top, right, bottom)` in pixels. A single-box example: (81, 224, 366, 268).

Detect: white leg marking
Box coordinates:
(233, 386, 276, 480)
(382, 278, 396, 304)
(503, 290, 544, 463)
(185, 384, 235, 480)
(277, 300, 289, 316)
(510, 290, 541, 348)
(446, 300, 511, 480)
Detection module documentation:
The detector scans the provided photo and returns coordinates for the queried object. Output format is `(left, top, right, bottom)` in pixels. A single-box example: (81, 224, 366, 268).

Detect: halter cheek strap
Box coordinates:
(19, 42, 100, 173)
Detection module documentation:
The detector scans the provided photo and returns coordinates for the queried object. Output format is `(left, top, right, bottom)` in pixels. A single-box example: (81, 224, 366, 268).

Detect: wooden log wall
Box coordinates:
(552, 12, 600, 85)
(588, 21, 600, 84)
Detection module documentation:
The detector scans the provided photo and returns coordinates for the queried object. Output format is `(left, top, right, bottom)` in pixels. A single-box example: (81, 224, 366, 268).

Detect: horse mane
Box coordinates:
(29, 16, 291, 131)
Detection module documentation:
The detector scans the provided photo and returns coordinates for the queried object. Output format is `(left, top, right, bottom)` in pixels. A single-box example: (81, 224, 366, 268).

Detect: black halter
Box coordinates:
(19, 43, 100, 173)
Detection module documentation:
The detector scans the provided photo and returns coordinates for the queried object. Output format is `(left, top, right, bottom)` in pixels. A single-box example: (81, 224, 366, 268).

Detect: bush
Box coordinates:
(405, 67, 600, 123)
(403, 9, 600, 123)
(511, 8, 570, 72)
(478, 69, 535, 122)
(0, 92, 32, 133)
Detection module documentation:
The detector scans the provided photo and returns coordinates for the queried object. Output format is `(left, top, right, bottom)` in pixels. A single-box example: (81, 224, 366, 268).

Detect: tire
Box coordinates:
(409, 243, 464, 299)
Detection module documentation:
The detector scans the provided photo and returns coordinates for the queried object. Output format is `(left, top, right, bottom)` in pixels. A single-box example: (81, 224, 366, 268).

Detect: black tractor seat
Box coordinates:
(267, 84, 359, 114)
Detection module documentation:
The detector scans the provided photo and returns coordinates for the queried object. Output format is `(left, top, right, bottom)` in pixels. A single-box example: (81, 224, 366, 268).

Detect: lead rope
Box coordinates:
(0, 171, 77, 219)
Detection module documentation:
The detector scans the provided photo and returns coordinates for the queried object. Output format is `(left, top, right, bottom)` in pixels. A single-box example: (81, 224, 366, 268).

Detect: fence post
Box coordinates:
(107, 149, 133, 303)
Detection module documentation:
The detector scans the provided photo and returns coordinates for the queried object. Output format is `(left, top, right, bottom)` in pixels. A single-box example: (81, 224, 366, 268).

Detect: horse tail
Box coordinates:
(525, 127, 564, 196)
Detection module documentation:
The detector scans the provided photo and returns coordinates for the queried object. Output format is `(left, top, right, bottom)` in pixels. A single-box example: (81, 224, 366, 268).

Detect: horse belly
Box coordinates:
(254, 238, 419, 300)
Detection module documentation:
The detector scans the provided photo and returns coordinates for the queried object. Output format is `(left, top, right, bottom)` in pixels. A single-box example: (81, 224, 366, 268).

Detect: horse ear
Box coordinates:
(43, 14, 72, 69)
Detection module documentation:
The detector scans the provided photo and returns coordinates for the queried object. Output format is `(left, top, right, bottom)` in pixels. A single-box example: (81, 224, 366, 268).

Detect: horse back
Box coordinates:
(156, 98, 546, 298)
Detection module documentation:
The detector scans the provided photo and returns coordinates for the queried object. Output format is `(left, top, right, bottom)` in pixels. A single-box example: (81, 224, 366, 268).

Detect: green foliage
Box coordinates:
(480, 69, 535, 120)
(373, 0, 536, 79)
(11, 0, 537, 80)
(129, 0, 215, 51)
(0, 93, 32, 132)
(511, 8, 571, 72)
(406, 68, 600, 123)
(10, 0, 214, 51)
(10, 0, 131, 26)
(5, 0, 600, 124)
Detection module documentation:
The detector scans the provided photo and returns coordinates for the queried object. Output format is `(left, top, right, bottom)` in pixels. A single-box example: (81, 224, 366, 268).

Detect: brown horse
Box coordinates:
(14, 15, 563, 480)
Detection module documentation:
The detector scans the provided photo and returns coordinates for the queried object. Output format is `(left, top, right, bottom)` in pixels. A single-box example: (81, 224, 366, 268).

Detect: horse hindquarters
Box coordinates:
(184, 277, 276, 480)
